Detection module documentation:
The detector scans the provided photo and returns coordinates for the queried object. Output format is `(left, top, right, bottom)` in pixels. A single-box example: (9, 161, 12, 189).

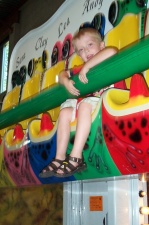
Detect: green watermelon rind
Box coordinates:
(67, 101, 121, 180)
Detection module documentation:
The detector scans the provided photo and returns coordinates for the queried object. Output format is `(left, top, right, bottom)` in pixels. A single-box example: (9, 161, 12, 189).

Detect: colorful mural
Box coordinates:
(0, 0, 149, 187)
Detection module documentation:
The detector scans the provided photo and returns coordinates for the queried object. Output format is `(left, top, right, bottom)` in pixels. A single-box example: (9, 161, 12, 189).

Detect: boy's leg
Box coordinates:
(55, 107, 73, 160)
(41, 107, 73, 173)
(56, 102, 92, 174)
(71, 102, 92, 158)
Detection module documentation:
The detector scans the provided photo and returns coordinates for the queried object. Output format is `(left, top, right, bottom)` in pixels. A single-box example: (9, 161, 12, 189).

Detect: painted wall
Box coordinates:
(0, 0, 65, 109)
(9, 0, 64, 57)
(0, 183, 63, 225)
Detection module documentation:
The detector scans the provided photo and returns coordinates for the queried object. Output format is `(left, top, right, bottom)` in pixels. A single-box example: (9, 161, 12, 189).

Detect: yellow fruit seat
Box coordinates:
(19, 72, 41, 129)
(28, 112, 57, 143)
(0, 85, 21, 137)
(41, 60, 65, 123)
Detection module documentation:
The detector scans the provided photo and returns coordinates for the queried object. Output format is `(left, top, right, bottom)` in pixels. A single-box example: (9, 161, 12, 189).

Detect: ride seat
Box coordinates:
(19, 72, 41, 129)
(41, 60, 65, 122)
(0, 85, 21, 136)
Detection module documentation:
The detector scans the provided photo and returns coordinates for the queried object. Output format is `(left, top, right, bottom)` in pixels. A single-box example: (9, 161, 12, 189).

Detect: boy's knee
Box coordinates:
(78, 102, 92, 111)
(59, 107, 73, 120)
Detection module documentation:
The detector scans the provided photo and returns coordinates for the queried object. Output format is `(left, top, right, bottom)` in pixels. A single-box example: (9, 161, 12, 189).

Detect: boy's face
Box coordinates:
(75, 33, 104, 62)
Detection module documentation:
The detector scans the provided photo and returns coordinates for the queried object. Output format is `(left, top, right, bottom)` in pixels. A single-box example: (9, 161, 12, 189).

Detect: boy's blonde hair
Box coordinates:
(72, 28, 102, 52)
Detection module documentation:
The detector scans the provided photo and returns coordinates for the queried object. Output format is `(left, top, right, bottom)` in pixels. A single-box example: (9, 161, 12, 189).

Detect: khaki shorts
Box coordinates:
(60, 97, 99, 122)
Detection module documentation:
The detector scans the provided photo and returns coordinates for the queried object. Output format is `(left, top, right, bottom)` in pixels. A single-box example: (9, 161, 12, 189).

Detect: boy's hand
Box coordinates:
(64, 79, 80, 96)
(79, 66, 89, 84)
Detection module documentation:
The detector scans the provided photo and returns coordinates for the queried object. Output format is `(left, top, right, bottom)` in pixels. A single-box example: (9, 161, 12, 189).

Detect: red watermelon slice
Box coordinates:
(102, 73, 149, 174)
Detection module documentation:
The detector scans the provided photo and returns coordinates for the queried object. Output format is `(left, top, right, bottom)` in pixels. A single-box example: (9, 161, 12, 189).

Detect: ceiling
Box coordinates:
(0, 0, 28, 42)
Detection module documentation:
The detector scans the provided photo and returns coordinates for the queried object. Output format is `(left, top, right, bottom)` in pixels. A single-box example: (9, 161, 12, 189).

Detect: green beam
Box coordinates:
(1, 36, 149, 129)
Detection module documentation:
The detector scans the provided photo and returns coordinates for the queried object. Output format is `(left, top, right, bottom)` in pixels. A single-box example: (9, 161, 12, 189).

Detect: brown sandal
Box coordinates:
(54, 155, 86, 178)
(39, 158, 65, 178)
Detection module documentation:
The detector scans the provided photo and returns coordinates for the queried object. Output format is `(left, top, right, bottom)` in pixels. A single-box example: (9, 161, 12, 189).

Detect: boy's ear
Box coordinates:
(100, 41, 105, 50)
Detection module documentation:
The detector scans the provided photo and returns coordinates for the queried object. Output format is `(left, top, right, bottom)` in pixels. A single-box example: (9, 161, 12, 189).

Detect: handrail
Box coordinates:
(1, 36, 149, 129)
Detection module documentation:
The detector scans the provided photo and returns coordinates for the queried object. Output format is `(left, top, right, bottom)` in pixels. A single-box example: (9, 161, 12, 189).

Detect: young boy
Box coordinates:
(39, 27, 117, 178)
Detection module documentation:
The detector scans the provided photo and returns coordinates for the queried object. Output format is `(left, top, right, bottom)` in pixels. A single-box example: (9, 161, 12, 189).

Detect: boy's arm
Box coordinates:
(79, 47, 118, 83)
(59, 70, 70, 86)
(85, 47, 117, 70)
(59, 70, 80, 96)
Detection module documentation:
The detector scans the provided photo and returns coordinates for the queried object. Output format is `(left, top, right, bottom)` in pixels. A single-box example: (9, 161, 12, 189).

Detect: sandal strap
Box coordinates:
(54, 158, 65, 163)
(49, 162, 59, 171)
(67, 155, 83, 163)
(46, 158, 65, 171)
(55, 155, 86, 176)
(58, 159, 78, 172)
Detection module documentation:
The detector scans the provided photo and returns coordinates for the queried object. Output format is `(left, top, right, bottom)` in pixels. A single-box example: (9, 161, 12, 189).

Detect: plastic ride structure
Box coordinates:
(1, 0, 149, 187)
